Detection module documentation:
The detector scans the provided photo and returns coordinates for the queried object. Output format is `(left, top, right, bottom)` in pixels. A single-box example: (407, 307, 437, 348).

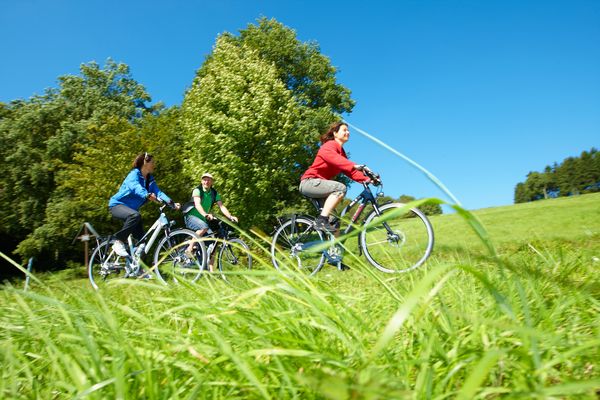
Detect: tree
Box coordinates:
(182, 35, 308, 228)
(579, 148, 599, 193)
(513, 147, 599, 204)
(514, 182, 527, 203)
(16, 109, 187, 266)
(237, 18, 355, 187)
(182, 20, 355, 229)
(0, 60, 157, 268)
(238, 17, 354, 113)
(555, 157, 580, 197)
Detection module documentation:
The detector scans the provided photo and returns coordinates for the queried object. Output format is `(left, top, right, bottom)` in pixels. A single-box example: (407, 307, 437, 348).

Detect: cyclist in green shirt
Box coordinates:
(184, 173, 238, 271)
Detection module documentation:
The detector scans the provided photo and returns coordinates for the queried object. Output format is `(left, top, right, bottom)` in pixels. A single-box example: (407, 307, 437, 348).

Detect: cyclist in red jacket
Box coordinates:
(300, 121, 370, 231)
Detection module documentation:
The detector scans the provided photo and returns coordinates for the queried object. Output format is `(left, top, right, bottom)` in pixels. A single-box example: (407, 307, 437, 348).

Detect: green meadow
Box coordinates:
(1, 193, 599, 399)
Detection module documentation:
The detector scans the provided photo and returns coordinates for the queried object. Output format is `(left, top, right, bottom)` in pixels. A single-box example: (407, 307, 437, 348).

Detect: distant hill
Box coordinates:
(429, 192, 600, 254)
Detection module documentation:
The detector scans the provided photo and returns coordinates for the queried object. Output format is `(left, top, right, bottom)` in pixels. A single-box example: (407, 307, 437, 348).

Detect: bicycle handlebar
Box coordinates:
(361, 166, 382, 186)
(156, 198, 178, 211)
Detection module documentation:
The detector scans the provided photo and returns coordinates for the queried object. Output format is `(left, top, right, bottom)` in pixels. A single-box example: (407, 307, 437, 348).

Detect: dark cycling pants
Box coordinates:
(110, 204, 143, 243)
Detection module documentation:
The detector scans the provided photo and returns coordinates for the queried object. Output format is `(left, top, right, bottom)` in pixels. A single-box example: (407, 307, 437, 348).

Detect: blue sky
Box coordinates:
(2, 0, 598, 211)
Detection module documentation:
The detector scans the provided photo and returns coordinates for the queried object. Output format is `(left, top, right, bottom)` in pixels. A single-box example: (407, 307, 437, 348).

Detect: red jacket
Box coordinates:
(301, 140, 369, 183)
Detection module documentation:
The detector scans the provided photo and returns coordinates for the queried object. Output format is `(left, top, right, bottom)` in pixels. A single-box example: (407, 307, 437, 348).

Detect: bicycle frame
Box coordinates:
(302, 182, 398, 258)
(308, 183, 384, 237)
(339, 184, 380, 233)
(131, 204, 173, 258)
(203, 221, 233, 258)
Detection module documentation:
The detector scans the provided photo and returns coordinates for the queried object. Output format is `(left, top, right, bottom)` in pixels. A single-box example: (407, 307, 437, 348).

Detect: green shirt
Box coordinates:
(187, 187, 221, 223)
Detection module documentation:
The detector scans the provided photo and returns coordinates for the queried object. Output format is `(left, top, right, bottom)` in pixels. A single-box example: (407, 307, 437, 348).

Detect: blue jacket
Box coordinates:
(108, 169, 172, 210)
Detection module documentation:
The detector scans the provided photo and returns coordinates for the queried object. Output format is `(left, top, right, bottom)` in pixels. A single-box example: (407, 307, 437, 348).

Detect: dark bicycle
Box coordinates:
(171, 218, 252, 281)
(271, 167, 434, 275)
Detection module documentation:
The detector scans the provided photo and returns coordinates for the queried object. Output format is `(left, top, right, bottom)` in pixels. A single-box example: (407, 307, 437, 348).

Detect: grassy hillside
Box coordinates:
(433, 192, 600, 250)
(1, 193, 599, 399)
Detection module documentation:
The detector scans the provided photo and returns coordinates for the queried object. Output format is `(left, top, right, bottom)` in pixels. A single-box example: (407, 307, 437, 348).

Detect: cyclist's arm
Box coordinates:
(344, 169, 371, 183)
(148, 180, 173, 204)
(216, 201, 238, 222)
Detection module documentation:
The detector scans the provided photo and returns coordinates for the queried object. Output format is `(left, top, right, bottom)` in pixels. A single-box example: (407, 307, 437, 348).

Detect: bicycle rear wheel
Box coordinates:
(153, 229, 206, 284)
(271, 216, 326, 276)
(360, 203, 434, 273)
(218, 238, 252, 280)
(88, 239, 129, 289)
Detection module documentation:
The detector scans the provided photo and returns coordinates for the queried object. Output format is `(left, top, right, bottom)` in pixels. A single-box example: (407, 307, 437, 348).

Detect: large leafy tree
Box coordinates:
(238, 17, 354, 114)
(181, 19, 355, 229)
(0, 60, 158, 268)
(17, 110, 187, 264)
(182, 35, 306, 228)
(238, 18, 355, 186)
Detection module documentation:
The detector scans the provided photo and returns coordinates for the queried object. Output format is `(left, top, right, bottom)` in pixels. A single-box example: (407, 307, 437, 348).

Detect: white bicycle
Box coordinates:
(88, 201, 207, 288)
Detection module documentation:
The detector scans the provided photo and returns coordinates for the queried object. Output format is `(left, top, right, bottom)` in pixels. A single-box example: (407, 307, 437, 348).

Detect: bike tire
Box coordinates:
(360, 203, 434, 273)
(88, 239, 129, 289)
(153, 229, 206, 284)
(217, 238, 252, 280)
(271, 216, 326, 276)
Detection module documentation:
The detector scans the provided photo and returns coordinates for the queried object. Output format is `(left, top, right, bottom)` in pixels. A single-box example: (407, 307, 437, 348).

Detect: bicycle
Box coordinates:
(176, 218, 252, 280)
(270, 167, 435, 275)
(88, 201, 207, 289)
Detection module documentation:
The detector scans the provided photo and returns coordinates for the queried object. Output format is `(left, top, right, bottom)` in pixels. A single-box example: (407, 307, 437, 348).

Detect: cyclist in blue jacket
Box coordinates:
(108, 152, 180, 256)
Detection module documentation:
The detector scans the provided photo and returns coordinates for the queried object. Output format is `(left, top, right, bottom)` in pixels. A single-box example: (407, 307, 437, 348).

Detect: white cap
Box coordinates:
(201, 172, 214, 179)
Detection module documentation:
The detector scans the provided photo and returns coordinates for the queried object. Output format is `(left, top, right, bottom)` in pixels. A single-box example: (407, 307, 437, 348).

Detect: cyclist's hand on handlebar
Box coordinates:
(148, 193, 158, 202)
(229, 215, 238, 223)
(172, 202, 181, 210)
(362, 167, 381, 186)
(370, 176, 382, 186)
(206, 213, 214, 220)
(354, 164, 366, 171)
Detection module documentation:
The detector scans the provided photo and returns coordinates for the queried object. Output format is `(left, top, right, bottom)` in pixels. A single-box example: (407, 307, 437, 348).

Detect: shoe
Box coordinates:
(338, 263, 350, 271)
(314, 218, 337, 232)
(112, 240, 130, 257)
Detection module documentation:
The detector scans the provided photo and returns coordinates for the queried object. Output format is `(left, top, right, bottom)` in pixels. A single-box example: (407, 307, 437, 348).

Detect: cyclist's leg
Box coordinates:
(299, 178, 346, 230)
(184, 214, 217, 270)
(110, 204, 143, 243)
(321, 191, 344, 216)
(184, 214, 211, 235)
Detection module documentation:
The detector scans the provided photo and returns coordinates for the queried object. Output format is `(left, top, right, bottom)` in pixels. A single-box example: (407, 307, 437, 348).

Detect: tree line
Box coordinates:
(514, 148, 600, 203)
(0, 18, 440, 274)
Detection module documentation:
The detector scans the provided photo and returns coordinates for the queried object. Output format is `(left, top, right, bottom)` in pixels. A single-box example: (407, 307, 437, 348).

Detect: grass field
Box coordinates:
(1, 193, 599, 399)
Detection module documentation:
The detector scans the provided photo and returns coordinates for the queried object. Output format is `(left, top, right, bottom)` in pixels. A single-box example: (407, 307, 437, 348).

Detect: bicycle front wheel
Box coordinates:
(218, 238, 252, 280)
(88, 239, 129, 289)
(153, 229, 206, 284)
(271, 216, 326, 276)
(360, 203, 434, 273)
